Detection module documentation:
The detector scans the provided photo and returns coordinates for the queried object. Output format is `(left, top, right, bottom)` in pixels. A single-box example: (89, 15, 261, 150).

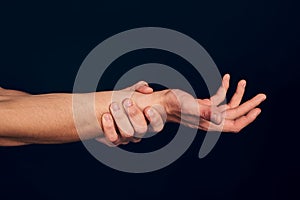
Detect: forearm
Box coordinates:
(0, 90, 168, 145)
(0, 137, 28, 146)
(0, 93, 84, 144)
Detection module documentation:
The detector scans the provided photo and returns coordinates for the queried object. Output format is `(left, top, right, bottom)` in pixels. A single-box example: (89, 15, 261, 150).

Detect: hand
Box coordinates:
(96, 81, 165, 146)
(163, 74, 266, 132)
(198, 74, 266, 132)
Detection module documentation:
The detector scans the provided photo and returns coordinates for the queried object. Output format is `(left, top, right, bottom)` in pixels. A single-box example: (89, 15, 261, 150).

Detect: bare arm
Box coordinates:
(0, 89, 166, 146)
(0, 74, 266, 146)
(0, 93, 92, 145)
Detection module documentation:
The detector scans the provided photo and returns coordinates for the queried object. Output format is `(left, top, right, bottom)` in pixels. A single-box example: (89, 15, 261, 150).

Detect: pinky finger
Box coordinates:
(144, 106, 165, 133)
(230, 108, 262, 133)
(101, 113, 120, 145)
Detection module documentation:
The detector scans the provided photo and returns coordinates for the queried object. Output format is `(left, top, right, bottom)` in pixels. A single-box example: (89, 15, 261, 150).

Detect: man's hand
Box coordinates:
(129, 74, 266, 133)
(161, 74, 266, 132)
(96, 81, 165, 146)
(196, 74, 266, 132)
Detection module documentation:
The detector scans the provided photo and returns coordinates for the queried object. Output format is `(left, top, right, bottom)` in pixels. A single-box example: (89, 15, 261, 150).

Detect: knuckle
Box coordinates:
(103, 126, 115, 133)
(103, 126, 114, 133)
(103, 121, 114, 129)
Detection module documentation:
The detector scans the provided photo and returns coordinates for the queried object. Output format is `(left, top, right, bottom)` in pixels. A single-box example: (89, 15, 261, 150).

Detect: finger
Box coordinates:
(227, 108, 262, 133)
(135, 85, 153, 94)
(122, 98, 148, 138)
(226, 94, 266, 120)
(110, 102, 135, 140)
(210, 74, 230, 105)
(95, 137, 117, 147)
(144, 106, 165, 133)
(217, 104, 228, 112)
(120, 141, 129, 145)
(199, 108, 262, 132)
(125, 80, 148, 90)
(131, 138, 142, 143)
(99, 113, 119, 145)
(228, 79, 246, 108)
(125, 81, 153, 94)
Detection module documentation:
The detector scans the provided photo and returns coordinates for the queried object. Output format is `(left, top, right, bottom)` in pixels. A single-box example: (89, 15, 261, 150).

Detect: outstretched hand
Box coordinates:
(164, 74, 266, 132)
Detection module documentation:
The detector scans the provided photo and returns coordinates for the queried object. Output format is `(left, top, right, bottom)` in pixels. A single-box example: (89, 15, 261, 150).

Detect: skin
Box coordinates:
(0, 74, 266, 146)
(0, 82, 164, 146)
(96, 81, 165, 146)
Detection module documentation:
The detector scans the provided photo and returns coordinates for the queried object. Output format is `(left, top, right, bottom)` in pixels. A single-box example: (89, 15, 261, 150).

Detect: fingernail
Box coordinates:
(259, 94, 267, 101)
(104, 114, 111, 121)
(147, 108, 154, 117)
(253, 110, 261, 118)
(241, 80, 246, 87)
(111, 102, 120, 111)
(256, 109, 262, 115)
(124, 99, 132, 107)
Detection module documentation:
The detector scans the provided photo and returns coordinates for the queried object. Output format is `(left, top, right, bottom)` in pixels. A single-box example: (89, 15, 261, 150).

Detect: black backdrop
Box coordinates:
(0, 1, 299, 200)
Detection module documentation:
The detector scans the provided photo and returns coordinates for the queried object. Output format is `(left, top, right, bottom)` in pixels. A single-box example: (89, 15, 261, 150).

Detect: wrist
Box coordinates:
(160, 89, 181, 123)
(132, 90, 166, 109)
(132, 89, 175, 122)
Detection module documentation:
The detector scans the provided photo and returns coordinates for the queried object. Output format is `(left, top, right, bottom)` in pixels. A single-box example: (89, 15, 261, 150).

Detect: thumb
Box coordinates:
(125, 81, 153, 94)
(198, 101, 223, 125)
(135, 85, 153, 94)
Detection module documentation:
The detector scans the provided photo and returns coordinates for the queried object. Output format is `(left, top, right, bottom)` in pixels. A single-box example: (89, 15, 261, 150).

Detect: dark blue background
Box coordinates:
(0, 0, 299, 199)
